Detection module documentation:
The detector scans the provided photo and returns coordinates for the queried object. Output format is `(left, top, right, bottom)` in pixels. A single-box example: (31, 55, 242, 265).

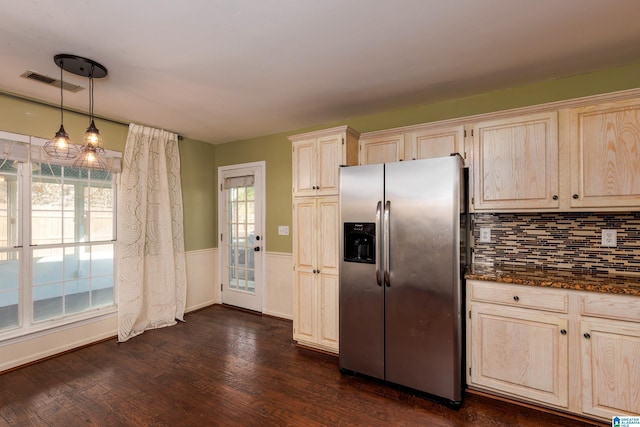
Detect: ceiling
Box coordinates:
(2, 0, 640, 145)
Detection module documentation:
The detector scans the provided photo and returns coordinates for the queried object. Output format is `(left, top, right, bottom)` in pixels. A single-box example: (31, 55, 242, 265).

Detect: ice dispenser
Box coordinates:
(343, 222, 376, 264)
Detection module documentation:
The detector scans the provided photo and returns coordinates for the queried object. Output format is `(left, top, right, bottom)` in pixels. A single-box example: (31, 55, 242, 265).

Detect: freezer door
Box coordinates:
(339, 164, 385, 379)
(384, 156, 462, 402)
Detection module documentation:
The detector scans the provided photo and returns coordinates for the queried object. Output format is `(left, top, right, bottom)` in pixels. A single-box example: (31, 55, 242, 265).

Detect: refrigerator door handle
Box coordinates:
(375, 201, 383, 286)
(383, 200, 391, 287)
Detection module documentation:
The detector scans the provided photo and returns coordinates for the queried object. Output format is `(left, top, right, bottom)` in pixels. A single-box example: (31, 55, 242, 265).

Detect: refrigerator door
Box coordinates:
(384, 156, 462, 402)
(339, 164, 385, 379)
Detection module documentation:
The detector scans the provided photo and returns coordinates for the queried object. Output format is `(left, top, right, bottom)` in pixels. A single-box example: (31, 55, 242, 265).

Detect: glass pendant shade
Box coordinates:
(73, 144, 107, 170)
(83, 119, 103, 149)
(44, 124, 78, 159)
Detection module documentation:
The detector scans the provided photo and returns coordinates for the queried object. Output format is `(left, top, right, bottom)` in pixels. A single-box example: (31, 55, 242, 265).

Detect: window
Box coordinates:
(0, 131, 121, 339)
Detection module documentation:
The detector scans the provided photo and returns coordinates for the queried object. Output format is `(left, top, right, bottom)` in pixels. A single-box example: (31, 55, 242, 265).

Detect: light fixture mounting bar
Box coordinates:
(54, 54, 108, 79)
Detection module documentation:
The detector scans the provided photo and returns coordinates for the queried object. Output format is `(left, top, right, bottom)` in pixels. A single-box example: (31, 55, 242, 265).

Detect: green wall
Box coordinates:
(179, 138, 217, 250)
(214, 133, 292, 253)
(217, 61, 640, 254)
(0, 92, 216, 251)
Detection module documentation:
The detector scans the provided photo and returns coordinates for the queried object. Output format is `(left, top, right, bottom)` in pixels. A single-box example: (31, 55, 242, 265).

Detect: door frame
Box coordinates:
(217, 161, 266, 312)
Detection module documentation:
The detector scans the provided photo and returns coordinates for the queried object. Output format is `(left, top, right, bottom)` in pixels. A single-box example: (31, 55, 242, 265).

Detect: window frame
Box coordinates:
(0, 131, 122, 342)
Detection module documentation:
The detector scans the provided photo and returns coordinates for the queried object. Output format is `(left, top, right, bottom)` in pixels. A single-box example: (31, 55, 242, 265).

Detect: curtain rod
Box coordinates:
(1, 90, 184, 140)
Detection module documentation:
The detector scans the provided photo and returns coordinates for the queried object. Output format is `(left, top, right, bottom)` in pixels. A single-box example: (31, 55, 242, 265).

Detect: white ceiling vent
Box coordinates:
(20, 70, 83, 92)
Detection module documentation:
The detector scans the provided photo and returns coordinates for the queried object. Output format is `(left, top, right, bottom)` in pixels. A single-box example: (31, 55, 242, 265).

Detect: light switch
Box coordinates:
(278, 225, 289, 236)
(479, 228, 491, 243)
(602, 229, 617, 247)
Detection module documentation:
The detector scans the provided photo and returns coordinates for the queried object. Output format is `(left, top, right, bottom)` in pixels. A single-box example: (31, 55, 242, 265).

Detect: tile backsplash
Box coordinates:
(472, 212, 640, 273)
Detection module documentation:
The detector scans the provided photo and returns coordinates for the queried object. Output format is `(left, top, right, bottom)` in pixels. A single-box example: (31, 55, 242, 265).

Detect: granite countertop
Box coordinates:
(465, 264, 640, 297)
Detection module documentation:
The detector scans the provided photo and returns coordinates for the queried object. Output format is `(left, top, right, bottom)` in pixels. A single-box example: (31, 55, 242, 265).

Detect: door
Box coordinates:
(339, 163, 385, 379)
(384, 157, 462, 402)
(218, 162, 265, 312)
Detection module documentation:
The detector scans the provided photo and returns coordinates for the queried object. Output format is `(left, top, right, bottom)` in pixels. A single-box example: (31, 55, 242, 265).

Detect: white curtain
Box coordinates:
(117, 123, 187, 342)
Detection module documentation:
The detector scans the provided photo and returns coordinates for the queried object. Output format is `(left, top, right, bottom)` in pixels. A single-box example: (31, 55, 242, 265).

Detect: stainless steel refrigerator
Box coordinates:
(339, 155, 467, 405)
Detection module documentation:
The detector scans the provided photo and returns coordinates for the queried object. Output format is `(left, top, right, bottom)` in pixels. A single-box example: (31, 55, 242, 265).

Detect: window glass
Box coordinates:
(0, 157, 20, 331)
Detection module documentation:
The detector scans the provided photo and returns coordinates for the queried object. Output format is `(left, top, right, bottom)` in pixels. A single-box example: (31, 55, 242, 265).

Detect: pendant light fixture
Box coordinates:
(43, 57, 78, 159)
(53, 54, 109, 170)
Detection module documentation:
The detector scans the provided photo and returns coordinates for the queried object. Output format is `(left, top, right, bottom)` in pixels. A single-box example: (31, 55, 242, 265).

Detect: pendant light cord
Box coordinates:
(60, 60, 64, 125)
(89, 65, 94, 122)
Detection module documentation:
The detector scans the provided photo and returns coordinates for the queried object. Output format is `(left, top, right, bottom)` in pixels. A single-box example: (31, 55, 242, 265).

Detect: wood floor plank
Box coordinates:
(0, 305, 604, 426)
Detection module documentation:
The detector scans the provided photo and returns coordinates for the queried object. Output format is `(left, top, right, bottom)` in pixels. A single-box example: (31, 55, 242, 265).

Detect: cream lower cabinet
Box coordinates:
(467, 282, 569, 408)
(468, 280, 640, 422)
(579, 292, 640, 419)
(292, 197, 339, 353)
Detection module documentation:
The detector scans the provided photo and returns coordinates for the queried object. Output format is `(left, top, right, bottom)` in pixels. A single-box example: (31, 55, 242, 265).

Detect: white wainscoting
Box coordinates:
(264, 252, 293, 320)
(185, 248, 219, 311)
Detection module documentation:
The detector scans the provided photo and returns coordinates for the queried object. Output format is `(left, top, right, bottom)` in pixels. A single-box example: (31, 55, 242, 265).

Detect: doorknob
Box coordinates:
(254, 247, 260, 252)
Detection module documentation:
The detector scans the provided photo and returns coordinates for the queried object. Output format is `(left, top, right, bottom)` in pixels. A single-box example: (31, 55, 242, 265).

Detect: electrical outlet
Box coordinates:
(278, 225, 289, 236)
(602, 229, 617, 247)
(479, 227, 491, 243)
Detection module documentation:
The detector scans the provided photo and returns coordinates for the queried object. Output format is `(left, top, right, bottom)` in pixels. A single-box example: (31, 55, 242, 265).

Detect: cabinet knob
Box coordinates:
(584, 332, 591, 339)
(560, 329, 567, 335)
(552, 195, 559, 200)
(572, 194, 579, 199)
(513, 296, 519, 301)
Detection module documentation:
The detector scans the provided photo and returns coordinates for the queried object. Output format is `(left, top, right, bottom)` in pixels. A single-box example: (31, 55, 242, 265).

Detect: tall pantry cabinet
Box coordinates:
(289, 126, 359, 353)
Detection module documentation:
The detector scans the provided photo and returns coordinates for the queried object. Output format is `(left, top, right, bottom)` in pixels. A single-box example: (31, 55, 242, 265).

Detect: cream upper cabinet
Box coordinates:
(472, 111, 559, 211)
(408, 124, 466, 162)
(569, 98, 640, 209)
(292, 196, 339, 352)
(290, 126, 359, 197)
(467, 281, 569, 409)
(359, 133, 405, 165)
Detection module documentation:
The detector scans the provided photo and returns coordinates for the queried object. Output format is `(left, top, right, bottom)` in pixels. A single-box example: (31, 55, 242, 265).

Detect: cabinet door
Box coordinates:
(316, 197, 340, 351)
(359, 134, 405, 165)
(410, 125, 465, 162)
(581, 320, 640, 419)
(293, 270, 317, 343)
(292, 198, 317, 343)
(473, 112, 559, 210)
(570, 99, 640, 208)
(316, 134, 344, 195)
(293, 198, 316, 271)
(292, 139, 317, 197)
(470, 304, 569, 408)
(318, 272, 339, 350)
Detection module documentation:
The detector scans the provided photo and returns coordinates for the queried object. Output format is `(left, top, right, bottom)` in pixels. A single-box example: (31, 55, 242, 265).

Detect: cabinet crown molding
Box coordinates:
(359, 87, 640, 139)
(288, 125, 360, 142)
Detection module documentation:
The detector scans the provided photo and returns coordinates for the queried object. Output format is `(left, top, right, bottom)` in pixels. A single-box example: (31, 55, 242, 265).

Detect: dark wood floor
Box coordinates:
(0, 305, 604, 426)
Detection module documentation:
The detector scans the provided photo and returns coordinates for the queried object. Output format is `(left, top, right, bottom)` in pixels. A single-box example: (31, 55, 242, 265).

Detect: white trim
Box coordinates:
(264, 251, 293, 258)
(0, 308, 116, 348)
